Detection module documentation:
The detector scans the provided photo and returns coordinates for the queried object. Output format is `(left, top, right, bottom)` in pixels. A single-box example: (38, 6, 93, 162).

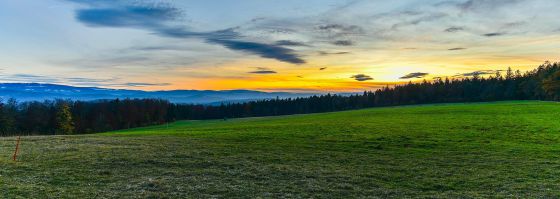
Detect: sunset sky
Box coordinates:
(1, 0, 559, 92)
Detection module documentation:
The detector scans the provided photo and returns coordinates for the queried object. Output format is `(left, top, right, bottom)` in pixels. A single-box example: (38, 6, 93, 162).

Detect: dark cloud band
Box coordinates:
(71, 1, 305, 64)
(351, 74, 374, 81)
(400, 72, 429, 79)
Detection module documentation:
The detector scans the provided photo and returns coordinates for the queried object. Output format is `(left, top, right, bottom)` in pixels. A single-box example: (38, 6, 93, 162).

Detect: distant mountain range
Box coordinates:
(0, 83, 319, 104)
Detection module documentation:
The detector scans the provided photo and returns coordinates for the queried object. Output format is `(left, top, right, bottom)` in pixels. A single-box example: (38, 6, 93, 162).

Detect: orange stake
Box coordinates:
(12, 136, 21, 161)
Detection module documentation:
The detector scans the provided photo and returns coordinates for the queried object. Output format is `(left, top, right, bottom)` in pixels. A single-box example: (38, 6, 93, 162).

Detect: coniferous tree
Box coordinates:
(0, 99, 18, 136)
(543, 70, 560, 100)
(56, 102, 75, 135)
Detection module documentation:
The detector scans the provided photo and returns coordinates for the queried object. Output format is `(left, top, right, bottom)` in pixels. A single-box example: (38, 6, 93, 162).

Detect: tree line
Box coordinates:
(1, 62, 560, 136)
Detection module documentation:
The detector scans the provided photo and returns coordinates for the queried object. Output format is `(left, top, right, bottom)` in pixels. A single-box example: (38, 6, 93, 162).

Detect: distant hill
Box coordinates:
(0, 83, 318, 104)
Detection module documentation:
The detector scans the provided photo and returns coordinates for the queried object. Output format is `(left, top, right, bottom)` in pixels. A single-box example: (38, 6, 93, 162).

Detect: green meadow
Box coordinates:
(1, 101, 560, 198)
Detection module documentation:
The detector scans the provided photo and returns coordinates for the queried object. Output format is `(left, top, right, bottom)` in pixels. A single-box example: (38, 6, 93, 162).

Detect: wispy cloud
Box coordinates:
(249, 70, 277, 74)
(274, 40, 309, 47)
(208, 39, 305, 64)
(248, 67, 277, 74)
(448, 47, 467, 51)
(351, 74, 374, 82)
(454, 70, 503, 77)
(69, 0, 306, 64)
(458, 0, 524, 12)
(332, 40, 354, 46)
(316, 24, 364, 37)
(6, 74, 59, 83)
(483, 32, 506, 37)
(76, 6, 181, 28)
(125, 82, 171, 87)
(445, 27, 464, 32)
(400, 72, 429, 79)
(0, 73, 169, 88)
(318, 51, 350, 56)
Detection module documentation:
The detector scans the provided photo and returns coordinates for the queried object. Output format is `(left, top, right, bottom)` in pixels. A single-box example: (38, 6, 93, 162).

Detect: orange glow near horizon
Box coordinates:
(117, 57, 550, 92)
(2, 0, 560, 93)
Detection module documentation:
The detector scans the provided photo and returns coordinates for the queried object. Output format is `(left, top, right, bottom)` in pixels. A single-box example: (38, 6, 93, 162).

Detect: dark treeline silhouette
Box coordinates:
(0, 99, 172, 136)
(1, 62, 560, 136)
(172, 62, 560, 119)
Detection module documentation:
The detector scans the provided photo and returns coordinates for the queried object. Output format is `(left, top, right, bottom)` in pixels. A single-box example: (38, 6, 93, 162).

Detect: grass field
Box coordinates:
(1, 101, 560, 198)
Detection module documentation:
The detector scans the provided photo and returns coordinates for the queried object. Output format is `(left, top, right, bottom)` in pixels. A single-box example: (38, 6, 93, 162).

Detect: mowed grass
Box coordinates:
(1, 101, 560, 198)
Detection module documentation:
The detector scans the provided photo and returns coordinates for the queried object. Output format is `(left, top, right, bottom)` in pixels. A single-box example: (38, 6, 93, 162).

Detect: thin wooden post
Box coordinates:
(12, 136, 21, 161)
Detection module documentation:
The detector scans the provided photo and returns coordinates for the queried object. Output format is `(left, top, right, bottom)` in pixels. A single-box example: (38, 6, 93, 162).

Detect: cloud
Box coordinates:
(454, 70, 502, 77)
(69, 1, 305, 64)
(249, 67, 277, 74)
(156, 27, 306, 65)
(274, 40, 309, 47)
(133, 46, 193, 52)
(317, 24, 348, 31)
(248, 70, 277, 74)
(388, 12, 449, 31)
(66, 77, 117, 83)
(458, 0, 524, 12)
(6, 74, 60, 83)
(76, 6, 181, 28)
(400, 72, 429, 79)
(318, 51, 350, 56)
(432, 76, 444, 80)
(316, 24, 364, 36)
(0, 73, 171, 88)
(332, 40, 354, 46)
(445, 27, 464, 32)
(351, 74, 374, 82)
(483, 32, 506, 37)
(319, 67, 327, 71)
(125, 82, 171, 87)
(63, 0, 558, 72)
(265, 28, 297, 35)
(208, 39, 305, 64)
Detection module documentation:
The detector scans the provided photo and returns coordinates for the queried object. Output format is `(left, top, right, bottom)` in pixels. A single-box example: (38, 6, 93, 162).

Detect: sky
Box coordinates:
(0, 0, 559, 92)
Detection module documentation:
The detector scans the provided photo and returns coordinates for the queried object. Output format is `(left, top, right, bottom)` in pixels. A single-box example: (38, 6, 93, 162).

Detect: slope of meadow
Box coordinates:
(1, 101, 560, 198)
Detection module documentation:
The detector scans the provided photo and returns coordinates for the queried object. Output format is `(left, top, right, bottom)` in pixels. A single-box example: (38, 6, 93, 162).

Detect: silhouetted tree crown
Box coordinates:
(55, 101, 75, 135)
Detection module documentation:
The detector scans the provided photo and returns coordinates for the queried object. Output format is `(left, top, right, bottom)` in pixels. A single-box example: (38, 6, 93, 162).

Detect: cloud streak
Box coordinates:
(208, 39, 305, 64)
(454, 70, 503, 77)
(332, 40, 354, 46)
(0, 73, 169, 88)
(274, 40, 309, 47)
(400, 72, 429, 79)
(248, 67, 277, 74)
(70, 1, 305, 64)
(318, 51, 350, 56)
(445, 27, 464, 32)
(125, 82, 171, 87)
(76, 6, 181, 28)
(351, 74, 374, 82)
(483, 32, 506, 37)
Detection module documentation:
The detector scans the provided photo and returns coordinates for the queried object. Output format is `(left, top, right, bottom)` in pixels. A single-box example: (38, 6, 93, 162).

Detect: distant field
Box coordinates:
(1, 101, 560, 198)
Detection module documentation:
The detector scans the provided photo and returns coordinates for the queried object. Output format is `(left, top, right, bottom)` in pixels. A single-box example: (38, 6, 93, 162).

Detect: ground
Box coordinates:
(1, 101, 560, 198)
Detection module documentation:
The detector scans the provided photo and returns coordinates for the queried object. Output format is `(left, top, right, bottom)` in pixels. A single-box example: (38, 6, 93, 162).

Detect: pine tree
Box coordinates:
(56, 102, 74, 135)
(543, 71, 560, 100)
(0, 98, 17, 136)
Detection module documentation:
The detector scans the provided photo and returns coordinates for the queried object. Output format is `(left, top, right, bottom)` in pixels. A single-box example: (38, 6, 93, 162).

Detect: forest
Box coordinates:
(1, 62, 560, 136)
